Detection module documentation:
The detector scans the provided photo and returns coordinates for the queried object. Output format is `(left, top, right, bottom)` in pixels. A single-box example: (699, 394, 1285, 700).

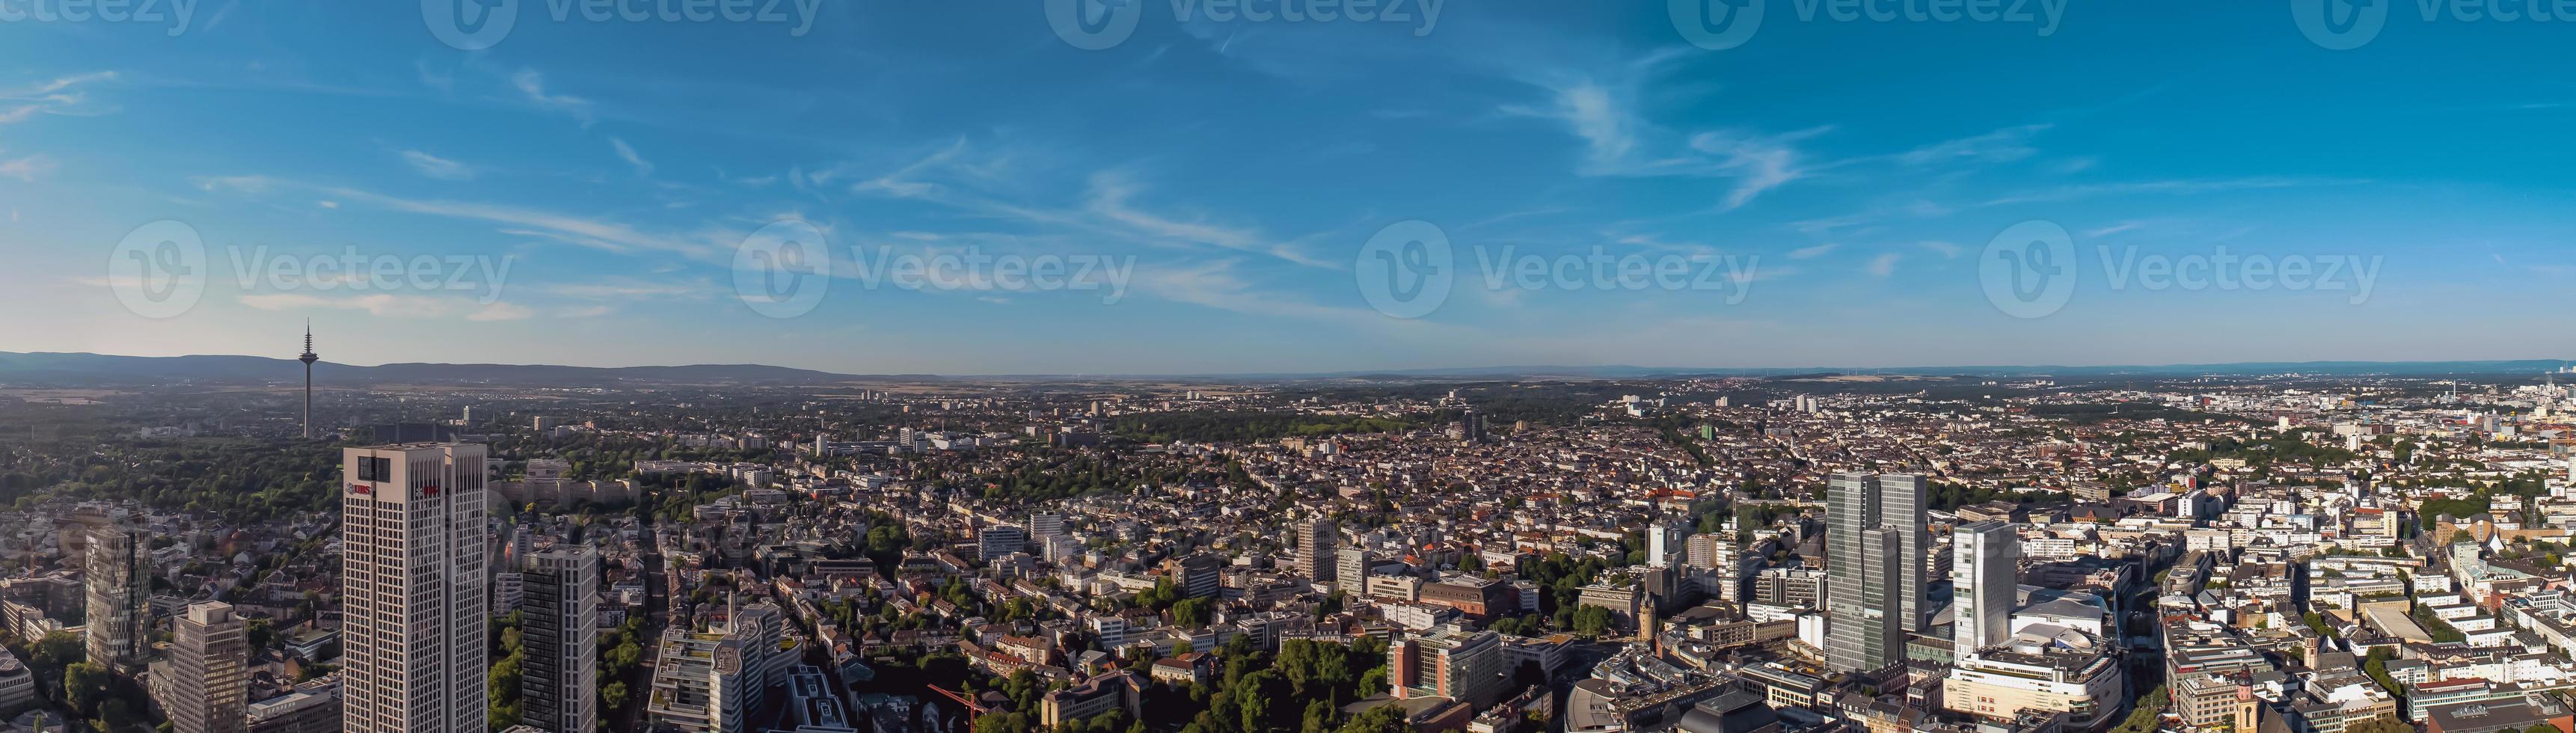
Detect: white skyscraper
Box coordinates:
(341, 444, 490, 733)
(1952, 521, 2020, 657)
(1647, 518, 1690, 569)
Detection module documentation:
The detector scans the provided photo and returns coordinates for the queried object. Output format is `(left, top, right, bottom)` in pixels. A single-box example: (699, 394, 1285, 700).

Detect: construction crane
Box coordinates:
(927, 684, 992, 732)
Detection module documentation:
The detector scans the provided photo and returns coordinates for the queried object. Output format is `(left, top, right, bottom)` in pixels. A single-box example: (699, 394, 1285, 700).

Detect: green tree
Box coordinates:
(63, 661, 111, 718)
(1172, 598, 1212, 628)
(1337, 705, 1409, 733)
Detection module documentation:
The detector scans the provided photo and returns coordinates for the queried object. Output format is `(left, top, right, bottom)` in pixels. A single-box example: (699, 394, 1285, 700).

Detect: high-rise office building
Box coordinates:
(978, 524, 1028, 562)
(1825, 473, 1913, 673)
(1647, 518, 1690, 569)
(521, 547, 601, 733)
(1389, 625, 1506, 707)
(1337, 548, 1373, 595)
(1953, 521, 2020, 657)
(1684, 533, 1726, 571)
(341, 443, 490, 733)
(1297, 518, 1338, 583)
(76, 514, 148, 668)
(165, 601, 249, 733)
(1028, 512, 1067, 540)
(1879, 474, 1929, 632)
(1174, 554, 1222, 599)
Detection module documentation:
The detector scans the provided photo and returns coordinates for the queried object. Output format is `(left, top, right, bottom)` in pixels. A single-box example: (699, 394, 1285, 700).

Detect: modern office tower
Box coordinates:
(165, 601, 249, 733)
(1826, 473, 1907, 673)
(1174, 554, 1222, 599)
(1648, 518, 1690, 568)
(1879, 473, 1930, 632)
(1337, 548, 1373, 595)
(978, 524, 1027, 562)
(1684, 533, 1726, 571)
(521, 547, 601, 733)
(341, 443, 490, 733)
(1297, 518, 1339, 583)
(1028, 512, 1067, 540)
(1389, 625, 1506, 707)
(1699, 539, 1751, 604)
(1458, 408, 1487, 444)
(1953, 521, 2020, 657)
(76, 514, 148, 667)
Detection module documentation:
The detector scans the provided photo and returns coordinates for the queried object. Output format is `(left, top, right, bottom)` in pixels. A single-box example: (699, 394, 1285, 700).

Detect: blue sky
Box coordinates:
(4, 1, 2573, 374)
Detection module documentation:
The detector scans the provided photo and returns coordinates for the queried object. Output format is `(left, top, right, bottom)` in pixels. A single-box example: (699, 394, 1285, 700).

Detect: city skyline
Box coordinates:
(8, 4, 2575, 374)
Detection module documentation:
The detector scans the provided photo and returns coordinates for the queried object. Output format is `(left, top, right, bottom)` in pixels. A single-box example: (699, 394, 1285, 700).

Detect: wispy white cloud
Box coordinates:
(0, 153, 56, 181)
(467, 301, 535, 321)
(1982, 177, 2362, 207)
(1898, 124, 2050, 168)
(1506, 58, 1826, 210)
(1687, 128, 1830, 210)
(512, 69, 593, 125)
(1787, 243, 1839, 260)
(2082, 221, 2150, 238)
(193, 174, 278, 194)
(0, 71, 118, 126)
(1085, 172, 1335, 269)
(239, 292, 533, 321)
(399, 150, 476, 181)
(1866, 252, 1902, 277)
(609, 138, 653, 177)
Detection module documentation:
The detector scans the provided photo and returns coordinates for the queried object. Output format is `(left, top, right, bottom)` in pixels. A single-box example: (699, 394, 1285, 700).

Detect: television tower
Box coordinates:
(298, 321, 318, 439)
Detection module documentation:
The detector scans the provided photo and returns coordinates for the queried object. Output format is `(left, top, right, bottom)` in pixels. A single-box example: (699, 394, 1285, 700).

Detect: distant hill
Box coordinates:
(0, 352, 2562, 387)
(0, 352, 910, 387)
